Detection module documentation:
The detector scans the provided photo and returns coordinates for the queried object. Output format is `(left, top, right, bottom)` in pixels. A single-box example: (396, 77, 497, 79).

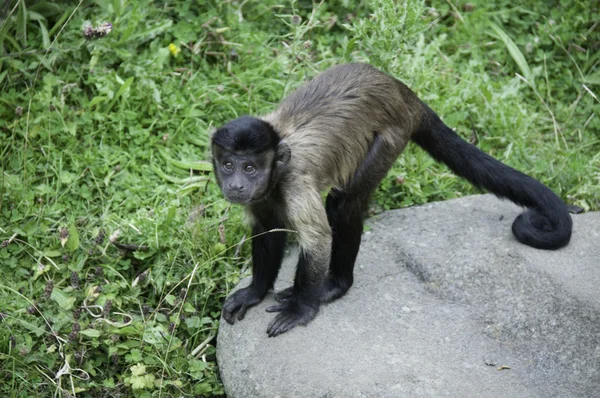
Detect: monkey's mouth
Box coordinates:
(223, 191, 255, 205)
(226, 192, 272, 206)
(223, 185, 272, 204)
(224, 195, 250, 204)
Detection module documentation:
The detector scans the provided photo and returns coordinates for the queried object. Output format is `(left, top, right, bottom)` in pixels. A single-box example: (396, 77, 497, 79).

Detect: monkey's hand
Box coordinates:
(265, 298, 319, 337)
(222, 286, 264, 325)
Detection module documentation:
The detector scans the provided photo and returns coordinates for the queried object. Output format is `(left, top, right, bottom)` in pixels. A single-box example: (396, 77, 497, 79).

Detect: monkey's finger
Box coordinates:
(267, 314, 291, 337)
(266, 313, 286, 334)
(268, 314, 298, 337)
(271, 320, 295, 337)
(237, 305, 249, 321)
(222, 302, 241, 324)
(265, 303, 287, 313)
(274, 287, 293, 302)
(222, 309, 237, 325)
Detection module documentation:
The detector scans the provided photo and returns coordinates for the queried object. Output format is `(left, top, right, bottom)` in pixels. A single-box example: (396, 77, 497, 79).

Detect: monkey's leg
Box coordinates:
(274, 135, 401, 305)
(265, 249, 323, 337)
(266, 188, 331, 337)
(320, 189, 365, 302)
(222, 210, 286, 325)
(274, 190, 362, 304)
(328, 134, 403, 303)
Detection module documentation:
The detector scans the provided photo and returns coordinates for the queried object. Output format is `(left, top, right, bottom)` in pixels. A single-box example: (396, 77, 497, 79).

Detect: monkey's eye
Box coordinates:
(243, 165, 256, 174)
(223, 162, 234, 172)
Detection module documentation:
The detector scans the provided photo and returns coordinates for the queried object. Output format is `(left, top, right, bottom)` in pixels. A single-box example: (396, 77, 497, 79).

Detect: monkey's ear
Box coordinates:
(276, 141, 291, 167)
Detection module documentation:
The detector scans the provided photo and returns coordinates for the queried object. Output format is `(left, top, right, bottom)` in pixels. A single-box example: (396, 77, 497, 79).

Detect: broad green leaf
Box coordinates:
(130, 363, 146, 376)
(151, 164, 208, 184)
(143, 325, 167, 346)
(115, 76, 134, 98)
(38, 21, 50, 49)
(487, 21, 532, 83)
(65, 224, 80, 252)
(582, 75, 600, 85)
(51, 288, 76, 310)
(44, 250, 62, 257)
(88, 95, 108, 108)
(131, 374, 155, 390)
(159, 148, 213, 172)
(47, 9, 70, 37)
(185, 316, 201, 328)
(28, 2, 62, 17)
(104, 76, 134, 112)
(80, 329, 102, 338)
(165, 294, 177, 306)
(125, 349, 143, 363)
(27, 11, 46, 22)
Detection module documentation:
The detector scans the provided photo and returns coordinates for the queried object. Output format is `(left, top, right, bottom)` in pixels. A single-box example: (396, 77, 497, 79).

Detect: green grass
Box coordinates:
(0, 0, 598, 396)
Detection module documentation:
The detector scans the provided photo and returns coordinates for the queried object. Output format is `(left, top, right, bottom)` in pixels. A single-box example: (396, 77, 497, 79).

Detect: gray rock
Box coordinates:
(217, 195, 600, 398)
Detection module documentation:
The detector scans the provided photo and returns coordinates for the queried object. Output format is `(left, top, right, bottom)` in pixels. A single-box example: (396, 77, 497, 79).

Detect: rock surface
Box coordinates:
(217, 195, 600, 398)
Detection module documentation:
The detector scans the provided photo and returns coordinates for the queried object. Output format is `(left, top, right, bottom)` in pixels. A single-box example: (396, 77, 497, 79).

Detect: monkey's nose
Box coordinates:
(228, 182, 245, 191)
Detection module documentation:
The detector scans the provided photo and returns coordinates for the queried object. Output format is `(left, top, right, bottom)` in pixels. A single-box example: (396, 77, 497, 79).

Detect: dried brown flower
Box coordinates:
(44, 280, 54, 299)
(71, 272, 80, 288)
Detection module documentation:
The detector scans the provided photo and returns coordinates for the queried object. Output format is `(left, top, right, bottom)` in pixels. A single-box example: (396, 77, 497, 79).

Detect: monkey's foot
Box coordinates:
(222, 286, 264, 325)
(265, 299, 319, 337)
(320, 276, 352, 303)
(273, 286, 294, 302)
(274, 277, 352, 304)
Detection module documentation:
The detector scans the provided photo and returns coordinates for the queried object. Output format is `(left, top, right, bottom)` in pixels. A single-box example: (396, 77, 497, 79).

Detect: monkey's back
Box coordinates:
(263, 63, 422, 190)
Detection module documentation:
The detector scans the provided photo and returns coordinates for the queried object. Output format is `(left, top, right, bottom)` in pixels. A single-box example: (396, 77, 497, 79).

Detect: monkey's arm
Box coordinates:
(221, 207, 287, 325)
(265, 185, 331, 337)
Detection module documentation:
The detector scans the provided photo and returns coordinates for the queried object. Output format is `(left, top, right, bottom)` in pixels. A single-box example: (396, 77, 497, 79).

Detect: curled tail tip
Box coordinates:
(511, 209, 572, 250)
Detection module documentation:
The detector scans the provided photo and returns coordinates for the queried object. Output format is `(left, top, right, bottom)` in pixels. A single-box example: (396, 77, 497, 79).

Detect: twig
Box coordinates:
(0, 233, 17, 248)
(233, 234, 247, 258)
(201, 16, 218, 29)
(191, 332, 216, 358)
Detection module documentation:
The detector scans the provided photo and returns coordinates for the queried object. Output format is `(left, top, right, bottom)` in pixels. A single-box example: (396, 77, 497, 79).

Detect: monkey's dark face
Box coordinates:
(213, 147, 276, 204)
(211, 116, 291, 205)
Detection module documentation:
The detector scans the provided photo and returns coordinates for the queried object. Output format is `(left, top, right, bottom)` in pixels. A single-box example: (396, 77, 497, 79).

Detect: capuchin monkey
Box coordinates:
(211, 63, 572, 337)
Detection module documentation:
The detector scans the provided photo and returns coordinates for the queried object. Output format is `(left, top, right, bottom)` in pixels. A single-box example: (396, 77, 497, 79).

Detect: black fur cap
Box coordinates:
(212, 116, 280, 153)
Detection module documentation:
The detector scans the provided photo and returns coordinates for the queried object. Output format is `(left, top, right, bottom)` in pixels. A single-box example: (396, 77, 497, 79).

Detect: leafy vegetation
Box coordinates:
(0, 0, 597, 396)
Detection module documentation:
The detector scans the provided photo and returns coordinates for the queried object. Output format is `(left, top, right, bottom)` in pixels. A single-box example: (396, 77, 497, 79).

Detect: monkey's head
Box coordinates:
(211, 116, 291, 205)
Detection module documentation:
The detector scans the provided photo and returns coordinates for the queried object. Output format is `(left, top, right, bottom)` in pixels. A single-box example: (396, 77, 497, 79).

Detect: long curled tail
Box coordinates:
(411, 104, 572, 250)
